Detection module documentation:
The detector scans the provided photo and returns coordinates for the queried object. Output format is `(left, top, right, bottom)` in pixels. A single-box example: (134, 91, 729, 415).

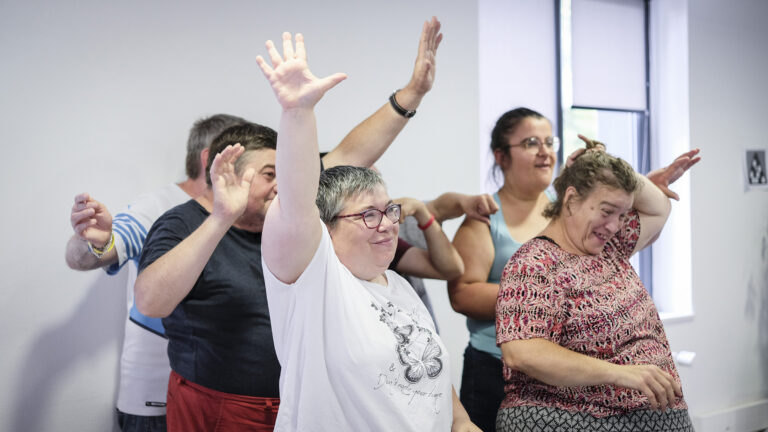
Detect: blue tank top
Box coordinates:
(467, 190, 555, 358)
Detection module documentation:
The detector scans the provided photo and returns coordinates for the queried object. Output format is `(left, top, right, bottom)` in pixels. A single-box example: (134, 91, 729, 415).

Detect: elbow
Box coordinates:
(134, 278, 171, 318)
(441, 260, 465, 281)
(446, 282, 470, 315)
(500, 341, 533, 373)
(65, 255, 82, 271)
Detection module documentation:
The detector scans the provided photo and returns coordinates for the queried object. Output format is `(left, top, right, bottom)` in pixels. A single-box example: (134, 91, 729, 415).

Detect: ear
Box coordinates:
(199, 148, 210, 175)
(493, 148, 510, 170)
(563, 186, 578, 217)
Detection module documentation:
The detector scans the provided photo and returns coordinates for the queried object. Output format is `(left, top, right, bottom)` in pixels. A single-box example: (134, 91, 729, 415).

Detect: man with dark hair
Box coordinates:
(66, 113, 246, 431)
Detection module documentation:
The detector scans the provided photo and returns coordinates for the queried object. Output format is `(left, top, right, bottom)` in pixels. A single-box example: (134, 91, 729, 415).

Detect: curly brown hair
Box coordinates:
(543, 151, 639, 219)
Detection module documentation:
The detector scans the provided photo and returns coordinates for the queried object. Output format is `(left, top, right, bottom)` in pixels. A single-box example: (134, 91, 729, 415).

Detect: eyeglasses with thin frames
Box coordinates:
(335, 203, 401, 230)
(507, 136, 560, 154)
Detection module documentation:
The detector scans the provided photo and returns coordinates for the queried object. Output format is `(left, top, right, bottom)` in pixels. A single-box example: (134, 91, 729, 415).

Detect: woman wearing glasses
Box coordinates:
(448, 107, 561, 431)
(257, 33, 480, 431)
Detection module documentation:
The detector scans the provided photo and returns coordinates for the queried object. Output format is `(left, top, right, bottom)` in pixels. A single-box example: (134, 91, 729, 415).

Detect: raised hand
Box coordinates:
(646, 149, 701, 200)
(459, 193, 498, 225)
(255, 33, 346, 110)
(70, 193, 112, 247)
(406, 16, 443, 96)
(210, 144, 254, 224)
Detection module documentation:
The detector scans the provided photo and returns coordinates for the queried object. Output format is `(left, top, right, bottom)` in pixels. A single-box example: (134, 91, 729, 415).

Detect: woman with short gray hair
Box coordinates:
(256, 33, 480, 431)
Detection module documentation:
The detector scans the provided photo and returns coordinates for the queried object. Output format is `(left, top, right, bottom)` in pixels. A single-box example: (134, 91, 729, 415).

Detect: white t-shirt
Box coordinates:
(106, 183, 189, 416)
(263, 222, 453, 432)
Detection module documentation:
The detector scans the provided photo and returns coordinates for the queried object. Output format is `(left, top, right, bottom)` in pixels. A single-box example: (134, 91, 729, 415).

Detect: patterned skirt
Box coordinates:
(496, 406, 694, 432)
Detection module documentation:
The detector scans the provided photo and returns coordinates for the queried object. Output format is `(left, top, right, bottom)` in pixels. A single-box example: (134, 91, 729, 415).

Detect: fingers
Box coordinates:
(240, 167, 255, 188)
(486, 194, 500, 214)
(566, 148, 587, 167)
(255, 55, 274, 78)
(660, 185, 680, 201)
(71, 207, 96, 231)
(423, 16, 442, 52)
(318, 72, 348, 93)
(577, 134, 594, 147)
(265, 39, 282, 66)
(211, 144, 243, 181)
(282, 32, 295, 60)
(294, 33, 306, 60)
(73, 219, 97, 237)
(73, 192, 90, 205)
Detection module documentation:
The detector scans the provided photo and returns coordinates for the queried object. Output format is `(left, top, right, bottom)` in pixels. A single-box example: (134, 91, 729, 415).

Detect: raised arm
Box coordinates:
(447, 218, 499, 320)
(65, 193, 117, 270)
(321, 17, 442, 169)
(134, 145, 253, 317)
(258, 33, 346, 283)
(633, 149, 701, 253)
(393, 197, 464, 280)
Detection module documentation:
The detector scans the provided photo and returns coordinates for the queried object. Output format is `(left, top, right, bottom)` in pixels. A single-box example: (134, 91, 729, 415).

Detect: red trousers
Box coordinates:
(167, 370, 279, 432)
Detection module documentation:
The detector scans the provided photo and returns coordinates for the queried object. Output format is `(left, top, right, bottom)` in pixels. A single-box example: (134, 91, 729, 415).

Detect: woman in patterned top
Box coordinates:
(496, 147, 699, 431)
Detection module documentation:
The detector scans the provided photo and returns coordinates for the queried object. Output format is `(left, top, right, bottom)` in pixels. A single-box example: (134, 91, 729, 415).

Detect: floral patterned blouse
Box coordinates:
(495, 210, 687, 417)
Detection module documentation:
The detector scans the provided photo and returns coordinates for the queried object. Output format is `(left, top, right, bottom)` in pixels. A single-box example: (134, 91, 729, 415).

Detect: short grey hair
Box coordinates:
(186, 114, 248, 179)
(317, 166, 386, 228)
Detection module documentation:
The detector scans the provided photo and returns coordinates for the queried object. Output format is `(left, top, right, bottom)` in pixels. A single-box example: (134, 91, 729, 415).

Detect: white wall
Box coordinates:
(663, 0, 768, 426)
(0, 2, 477, 430)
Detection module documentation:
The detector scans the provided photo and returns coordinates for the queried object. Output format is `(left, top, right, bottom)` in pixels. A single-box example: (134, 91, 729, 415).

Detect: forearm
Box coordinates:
(451, 387, 472, 428)
(65, 235, 117, 270)
(134, 215, 231, 318)
(325, 87, 424, 169)
(276, 108, 321, 218)
(426, 192, 466, 223)
(422, 223, 464, 280)
(633, 174, 671, 219)
(501, 338, 617, 388)
(447, 280, 499, 320)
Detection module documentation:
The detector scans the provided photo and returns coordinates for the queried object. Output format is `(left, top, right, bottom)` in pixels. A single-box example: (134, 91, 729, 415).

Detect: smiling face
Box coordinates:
(328, 185, 399, 282)
(561, 184, 634, 255)
(238, 148, 278, 228)
(496, 116, 556, 193)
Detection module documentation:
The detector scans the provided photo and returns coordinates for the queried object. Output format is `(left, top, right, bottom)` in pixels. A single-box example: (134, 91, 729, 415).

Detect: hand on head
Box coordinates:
(255, 33, 347, 110)
(564, 134, 607, 169)
(70, 193, 112, 247)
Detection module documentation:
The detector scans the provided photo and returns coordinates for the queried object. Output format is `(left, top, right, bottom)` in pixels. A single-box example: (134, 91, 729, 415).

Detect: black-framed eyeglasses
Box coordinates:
(507, 136, 560, 153)
(335, 203, 401, 229)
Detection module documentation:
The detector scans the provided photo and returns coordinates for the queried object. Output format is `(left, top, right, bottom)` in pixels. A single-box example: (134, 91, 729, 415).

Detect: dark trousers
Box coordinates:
(459, 344, 506, 432)
(116, 409, 167, 432)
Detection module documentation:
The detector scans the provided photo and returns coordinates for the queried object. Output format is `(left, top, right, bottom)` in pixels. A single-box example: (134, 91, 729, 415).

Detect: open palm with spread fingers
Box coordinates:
(646, 149, 701, 200)
(256, 33, 346, 110)
(210, 144, 254, 224)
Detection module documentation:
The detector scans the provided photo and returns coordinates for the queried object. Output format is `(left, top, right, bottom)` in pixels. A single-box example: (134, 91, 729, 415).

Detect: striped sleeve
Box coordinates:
(106, 210, 149, 275)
